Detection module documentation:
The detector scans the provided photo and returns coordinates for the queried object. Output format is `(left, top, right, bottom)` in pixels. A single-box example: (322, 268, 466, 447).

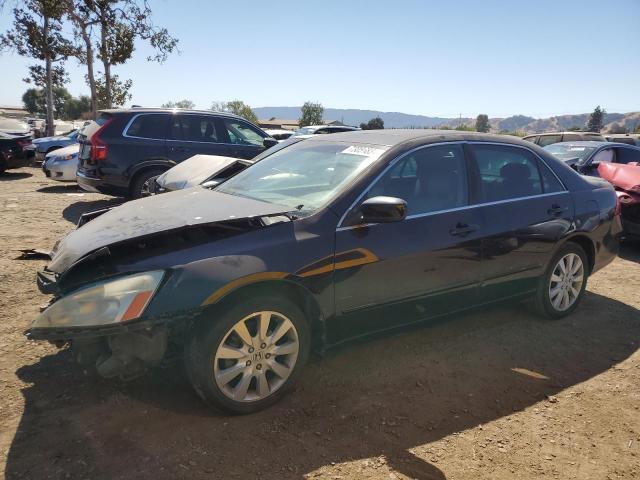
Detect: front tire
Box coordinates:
(533, 242, 589, 320)
(185, 295, 310, 414)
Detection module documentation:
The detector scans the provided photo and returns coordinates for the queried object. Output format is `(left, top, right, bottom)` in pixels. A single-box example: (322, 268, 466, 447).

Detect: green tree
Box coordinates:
(95, 73, 131, 109)
(360, 117, 384, 130)
(62, 95, 91, 119)
(587, 105, 606, 133)
(162, 99, 196, 109)
(225, 100, 258, 123)
(299, 101, 324, 127)
(22, 86, 73, 117)
(1, 0, 76, 135)
(475, 114, 490, 133)
(73, 0, 178, 110)
(455, 124, 475, 131)
(210, 101, 228, 113)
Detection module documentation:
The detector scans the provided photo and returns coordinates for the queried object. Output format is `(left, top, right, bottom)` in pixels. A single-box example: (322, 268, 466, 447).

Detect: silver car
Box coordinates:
(42, 144, 80, 182)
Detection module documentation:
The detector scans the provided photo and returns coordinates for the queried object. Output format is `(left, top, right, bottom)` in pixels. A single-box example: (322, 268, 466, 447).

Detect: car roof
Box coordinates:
(546, 140, 639, 148)
(300, 129, 537, 148)
(524, 132, 604, 137)
(98, 107, 245, 121)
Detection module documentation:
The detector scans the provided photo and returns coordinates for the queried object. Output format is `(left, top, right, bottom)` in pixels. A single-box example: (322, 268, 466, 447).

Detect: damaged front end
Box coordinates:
(27, 187, 296, 380)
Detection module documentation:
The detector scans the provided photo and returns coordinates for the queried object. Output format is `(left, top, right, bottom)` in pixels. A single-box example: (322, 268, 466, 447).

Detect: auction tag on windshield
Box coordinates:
(569, 147, 586, 151)
(341, 145, 387, 158)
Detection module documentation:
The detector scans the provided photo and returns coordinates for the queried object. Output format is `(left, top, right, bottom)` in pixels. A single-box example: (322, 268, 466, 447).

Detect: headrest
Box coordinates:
(500, 162, 530, 181)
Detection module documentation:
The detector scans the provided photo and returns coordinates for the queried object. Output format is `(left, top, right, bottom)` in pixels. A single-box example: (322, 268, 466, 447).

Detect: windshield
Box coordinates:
(544, 144, 596, 163)
(217, 141, 387, 212)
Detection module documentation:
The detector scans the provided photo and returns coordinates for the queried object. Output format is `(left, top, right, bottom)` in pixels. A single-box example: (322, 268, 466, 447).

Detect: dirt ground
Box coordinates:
(0, 166, 639, 480)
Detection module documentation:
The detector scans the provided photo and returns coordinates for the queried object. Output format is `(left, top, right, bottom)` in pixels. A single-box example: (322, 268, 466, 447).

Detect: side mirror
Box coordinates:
(360, 196, 407, 224)
(263, 137, 278, 148)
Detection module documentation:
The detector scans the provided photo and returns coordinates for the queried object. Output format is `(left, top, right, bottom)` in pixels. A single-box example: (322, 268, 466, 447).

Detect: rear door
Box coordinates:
(166, 114, 230, 162)
(221, 119, 268, 159)
(332, 143, 483, 341)
(466, 143, 572, 301)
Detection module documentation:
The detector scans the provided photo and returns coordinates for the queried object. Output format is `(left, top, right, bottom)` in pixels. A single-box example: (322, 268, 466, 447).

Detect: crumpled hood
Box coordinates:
(48, 188, 291, 273)
(157, 154, 246, 191)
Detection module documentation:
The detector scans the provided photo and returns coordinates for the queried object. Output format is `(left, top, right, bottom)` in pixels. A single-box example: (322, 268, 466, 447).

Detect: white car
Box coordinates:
(264, 128, 295, 142)
(42, 144, 80, 182)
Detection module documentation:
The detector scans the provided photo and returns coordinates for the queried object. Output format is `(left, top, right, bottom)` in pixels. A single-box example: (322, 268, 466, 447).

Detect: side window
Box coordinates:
(537, 135, 562, 147)
(167, 115, 221, 143)
(523, 136, 538, 144)
(591, 148, 615, 164)
(366, 144, 468, 216)
(538, 160, 565, 193)
(223, 120, 265, 146)
(125, 114, 167, 139)
(563, 133, 581, 141)
(615, 147, 640, 164)
(470, 144, 543, 202)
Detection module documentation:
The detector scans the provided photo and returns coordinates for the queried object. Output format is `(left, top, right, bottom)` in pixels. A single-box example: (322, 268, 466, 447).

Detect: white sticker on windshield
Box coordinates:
(569, 147, 586, 151)
(341, 145, 386, 158)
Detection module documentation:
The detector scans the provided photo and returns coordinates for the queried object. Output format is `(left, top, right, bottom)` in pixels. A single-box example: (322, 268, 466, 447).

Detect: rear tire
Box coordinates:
(533, 242, 589, 320)
(185, 294, 310, 414)
(129, 169, 165, 200)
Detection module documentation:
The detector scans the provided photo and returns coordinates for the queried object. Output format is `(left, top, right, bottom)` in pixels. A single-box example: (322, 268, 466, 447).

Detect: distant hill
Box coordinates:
(253, 107, 449, 129)
(253, 106, 640, 133)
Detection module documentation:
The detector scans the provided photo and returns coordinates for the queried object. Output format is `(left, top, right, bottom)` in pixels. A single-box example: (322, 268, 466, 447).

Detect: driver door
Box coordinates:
(330, 143, 484, 342)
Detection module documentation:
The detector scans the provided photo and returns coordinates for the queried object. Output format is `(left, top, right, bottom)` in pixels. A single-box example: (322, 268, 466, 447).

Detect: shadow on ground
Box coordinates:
(6, 292, 639, 479)
(61, 198, 124, 224)
(0, 172, 32, 181)
(36, 184, 85, 194)
(619, 239, 640, 263)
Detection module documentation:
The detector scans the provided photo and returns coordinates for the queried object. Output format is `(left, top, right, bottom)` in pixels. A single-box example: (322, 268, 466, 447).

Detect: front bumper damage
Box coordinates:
(27, 320, 172, 380)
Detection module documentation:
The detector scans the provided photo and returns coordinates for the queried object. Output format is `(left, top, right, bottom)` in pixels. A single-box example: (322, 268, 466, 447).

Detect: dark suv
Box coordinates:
(77, 108, 277, 198)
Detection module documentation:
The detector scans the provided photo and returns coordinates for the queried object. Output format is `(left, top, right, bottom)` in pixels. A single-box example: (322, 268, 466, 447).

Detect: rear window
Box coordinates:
(125, 114, 168, 140)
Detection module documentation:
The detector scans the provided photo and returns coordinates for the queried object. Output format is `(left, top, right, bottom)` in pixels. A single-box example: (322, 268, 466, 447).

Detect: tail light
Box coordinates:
(89, 118, 113, 161)
(614, 196, 622, 216)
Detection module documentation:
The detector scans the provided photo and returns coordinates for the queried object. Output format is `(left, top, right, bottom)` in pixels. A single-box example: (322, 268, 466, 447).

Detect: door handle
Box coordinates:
(449, 223, 478, 237)
(547, 204, 567, 216)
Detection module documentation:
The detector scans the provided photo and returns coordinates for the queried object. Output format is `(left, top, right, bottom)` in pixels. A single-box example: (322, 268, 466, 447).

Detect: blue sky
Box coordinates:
(1, 0, 639, 118)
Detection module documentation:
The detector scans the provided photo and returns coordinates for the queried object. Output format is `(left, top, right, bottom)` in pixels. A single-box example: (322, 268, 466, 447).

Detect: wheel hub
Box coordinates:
(213, 311, 299, 403)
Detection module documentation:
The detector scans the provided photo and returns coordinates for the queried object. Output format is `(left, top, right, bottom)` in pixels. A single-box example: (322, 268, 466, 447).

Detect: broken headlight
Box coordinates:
(31, 271, 164, 329)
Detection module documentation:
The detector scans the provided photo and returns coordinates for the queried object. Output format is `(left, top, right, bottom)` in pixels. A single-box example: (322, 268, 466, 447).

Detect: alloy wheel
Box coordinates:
(213, 311, 300, 402)
(548, 253, 584, 312)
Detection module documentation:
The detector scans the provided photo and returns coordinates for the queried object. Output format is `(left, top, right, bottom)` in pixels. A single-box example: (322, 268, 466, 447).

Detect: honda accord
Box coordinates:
(28, 130, 621, 413)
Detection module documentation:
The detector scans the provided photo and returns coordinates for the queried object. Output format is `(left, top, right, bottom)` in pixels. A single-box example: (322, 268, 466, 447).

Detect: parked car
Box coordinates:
(605, 134, 640, 146)
(544, 141, 640, 175)
(292, 125, 360, 136)
(264, 128, 294, 142)
(28, 130, 620, 414)
(150, 137, 306, 195)
(524, 131, 605, 147)
(0, 117, 31, 137)
(597, 162, 640, 239)
(42, 144, 80, 182)
(0, 132, 33, 174)
(76, 108, 278, 199)
(28, 129, 79, 164)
